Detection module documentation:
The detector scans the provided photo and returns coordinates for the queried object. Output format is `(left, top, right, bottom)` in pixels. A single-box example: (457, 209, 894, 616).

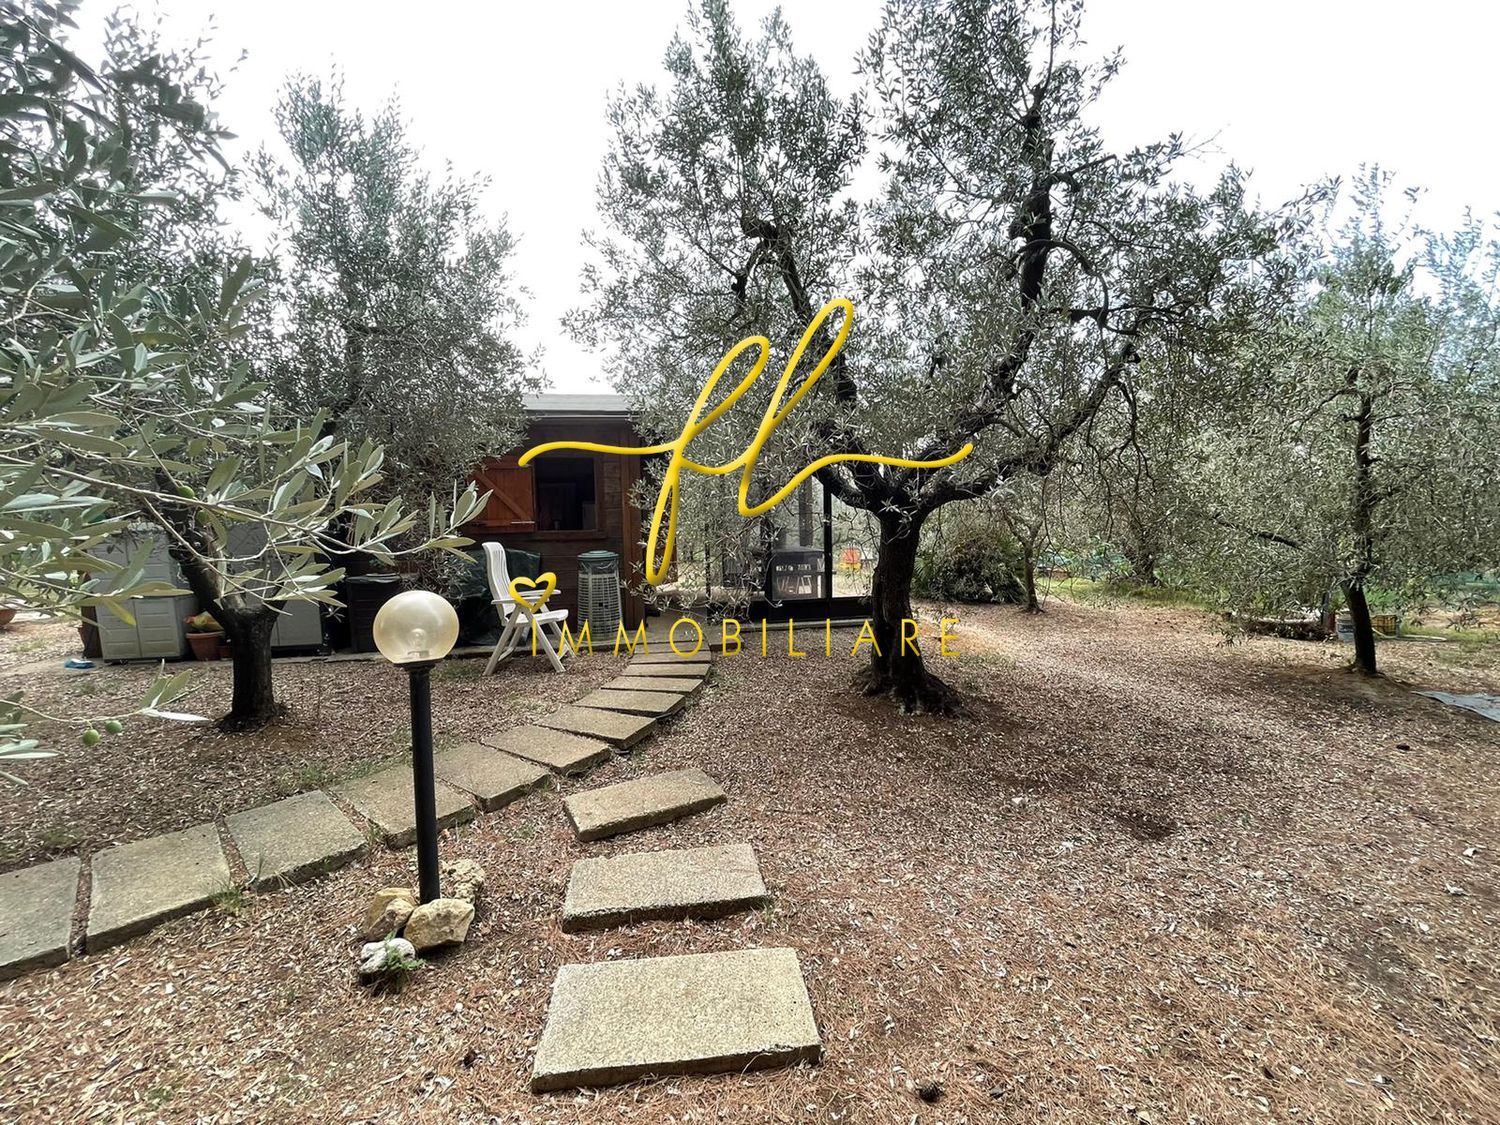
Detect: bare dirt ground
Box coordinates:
(1, 598, 1497, 1123)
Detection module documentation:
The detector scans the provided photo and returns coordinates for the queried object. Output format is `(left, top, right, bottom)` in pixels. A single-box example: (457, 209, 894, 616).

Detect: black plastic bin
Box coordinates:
(346, 574, 401, 653)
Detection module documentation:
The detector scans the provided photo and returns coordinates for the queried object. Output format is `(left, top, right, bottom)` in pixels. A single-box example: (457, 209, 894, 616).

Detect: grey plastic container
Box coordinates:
(224, 523, 324, 652)
(94, 534, 195, 662)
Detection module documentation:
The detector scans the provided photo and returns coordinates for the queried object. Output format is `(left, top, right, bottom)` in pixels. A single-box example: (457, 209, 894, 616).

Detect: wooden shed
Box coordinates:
(463, 394, 646, 628)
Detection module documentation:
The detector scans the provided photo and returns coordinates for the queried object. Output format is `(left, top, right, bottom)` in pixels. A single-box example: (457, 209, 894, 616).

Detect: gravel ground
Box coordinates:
(0, 598, 1496, 1123)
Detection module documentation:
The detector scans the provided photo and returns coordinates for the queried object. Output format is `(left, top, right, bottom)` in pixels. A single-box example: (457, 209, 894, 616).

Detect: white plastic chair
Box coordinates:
(482, 541, 570, 674)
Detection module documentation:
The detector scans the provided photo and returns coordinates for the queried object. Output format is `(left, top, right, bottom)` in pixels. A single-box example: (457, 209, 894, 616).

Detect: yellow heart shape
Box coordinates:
(508, 572, 557, 612)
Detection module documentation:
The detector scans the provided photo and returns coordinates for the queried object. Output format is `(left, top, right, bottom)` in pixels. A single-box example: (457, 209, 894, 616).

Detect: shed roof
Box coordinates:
(523, 393, 632, 417)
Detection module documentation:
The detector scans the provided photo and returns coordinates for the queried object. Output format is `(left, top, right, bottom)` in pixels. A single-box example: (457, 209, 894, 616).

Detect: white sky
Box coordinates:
(73, 0, 1500, 391)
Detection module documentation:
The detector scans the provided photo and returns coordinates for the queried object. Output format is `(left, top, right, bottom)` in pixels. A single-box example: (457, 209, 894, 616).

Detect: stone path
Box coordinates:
(0, 644, 822, 1097)
(627, 651, 713, 667)
(88, 824, 230, 952)
(0, 650, 711, 978)
(532, 652, 822, 1092)
(561, 842, 769, 932)
(482, 726, 612, 774)
(530, 948, 821, 1092)
(575, 687, 686, 717)
(606, 675, 701, 695)
(562, 767, 727, 842)
(227, 791, 367, 889)
(534, 704, 656, 748)
(614, 661, 709, 679)
(433, 742, 550, 811)
(0, 857, 79, 980)
(333, 768, 475, 848)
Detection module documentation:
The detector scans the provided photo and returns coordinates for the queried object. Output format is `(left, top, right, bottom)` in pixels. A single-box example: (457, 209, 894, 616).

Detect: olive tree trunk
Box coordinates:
(1020, 542, 1041, 612)
(1346, 386, 1379, 676)
(1343, 579, 1378, 677)
(854, 514, 959, 713)
(170, 549, 285, 729)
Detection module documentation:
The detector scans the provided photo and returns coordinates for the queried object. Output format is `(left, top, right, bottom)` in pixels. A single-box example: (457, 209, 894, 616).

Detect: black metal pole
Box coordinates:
(822, 480, 834, 612)
(407, 660, 440, 903)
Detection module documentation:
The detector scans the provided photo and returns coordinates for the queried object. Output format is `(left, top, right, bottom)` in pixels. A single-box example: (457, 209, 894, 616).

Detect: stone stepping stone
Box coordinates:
(0, 856, 79, 980)
(535, 705, 656, 750)
(563, 767, 726, 842)
(332, 767, 474, 848)
(624, 662, 708, 680)
(530, 947, 821, 1091)
(607, 675, 701, 696)
(629, 651, 712, 666)
(561, 842, 769, 932)
(87, 823, 231, 953)
(575, 687, 685, 718)
(433, 742, 551, 810)
(482, 726, 613, 775)
(227, 790, 367, 889)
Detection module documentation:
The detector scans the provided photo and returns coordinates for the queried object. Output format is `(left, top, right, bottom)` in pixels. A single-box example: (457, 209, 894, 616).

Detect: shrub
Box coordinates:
(914, 520, 1025, 604)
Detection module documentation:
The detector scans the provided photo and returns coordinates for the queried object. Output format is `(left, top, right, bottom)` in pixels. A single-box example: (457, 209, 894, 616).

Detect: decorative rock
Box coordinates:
(362, 893, 415, 941)
(362, 886, 414, 927)
(404, 897, 475, 951)
(442, 858, 486, 904)
(358, 936, 417, 976)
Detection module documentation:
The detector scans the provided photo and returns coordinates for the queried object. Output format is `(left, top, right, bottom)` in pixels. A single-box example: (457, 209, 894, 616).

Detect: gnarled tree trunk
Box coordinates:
(854, 514, 959, 713)
(170, 548, 286, 730)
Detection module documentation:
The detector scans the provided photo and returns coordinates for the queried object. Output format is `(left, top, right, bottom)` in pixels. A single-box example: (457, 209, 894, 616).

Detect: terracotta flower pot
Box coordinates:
(187, 631, 224, 661)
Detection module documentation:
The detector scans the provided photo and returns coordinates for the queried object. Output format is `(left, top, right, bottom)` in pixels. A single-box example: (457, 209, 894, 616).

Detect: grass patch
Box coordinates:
(1044, 576, 1207, 609)
(368, 945, 425, 994)
(38, 827, 80, 851)
(433, 659, 481, 682)
(334, 747, 413, 788)
(209, 879, 249, 916)
(274, 762, 336, 796)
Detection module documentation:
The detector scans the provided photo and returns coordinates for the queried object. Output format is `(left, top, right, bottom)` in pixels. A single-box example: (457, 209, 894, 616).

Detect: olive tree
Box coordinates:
(0, 1, 483, 750)
(1190, 174, 1500, 673)
(577, 0, 1292, 710)
(254, 75, 538, 572)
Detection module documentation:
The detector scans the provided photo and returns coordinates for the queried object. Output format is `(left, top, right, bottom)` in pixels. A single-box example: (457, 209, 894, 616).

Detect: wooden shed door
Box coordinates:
(471, 457, 536, 532)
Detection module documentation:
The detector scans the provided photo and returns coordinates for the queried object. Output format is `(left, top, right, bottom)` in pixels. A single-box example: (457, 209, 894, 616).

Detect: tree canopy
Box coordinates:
(575, 0, 1297, 708)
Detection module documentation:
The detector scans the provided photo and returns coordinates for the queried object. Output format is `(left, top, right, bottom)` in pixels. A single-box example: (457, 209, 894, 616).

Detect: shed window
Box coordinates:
(472, 457, 536, 532)
(534, 456, 597, 531)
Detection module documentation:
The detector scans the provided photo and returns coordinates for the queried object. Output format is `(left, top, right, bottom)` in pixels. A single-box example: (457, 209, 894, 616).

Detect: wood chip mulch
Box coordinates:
(0, 622, 626, 872)
(0, 599, 1497, 1123)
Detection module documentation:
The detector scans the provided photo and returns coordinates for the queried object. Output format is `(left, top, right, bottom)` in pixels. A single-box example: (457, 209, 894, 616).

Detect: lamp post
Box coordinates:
(372, 589, 459, 904)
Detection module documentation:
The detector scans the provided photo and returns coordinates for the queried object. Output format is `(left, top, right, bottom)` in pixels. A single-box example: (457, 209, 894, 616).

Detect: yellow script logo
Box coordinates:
(520, 298, 974, 583)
